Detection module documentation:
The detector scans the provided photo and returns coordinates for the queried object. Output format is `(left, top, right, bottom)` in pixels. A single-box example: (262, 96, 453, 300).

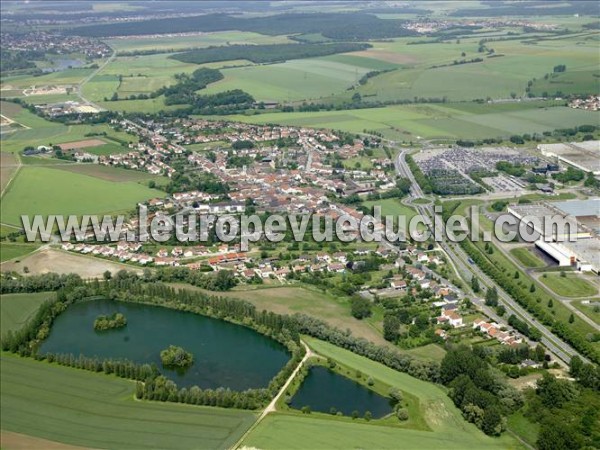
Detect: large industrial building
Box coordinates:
(538, 141, 600, 175)
(508, 199, 600, 274)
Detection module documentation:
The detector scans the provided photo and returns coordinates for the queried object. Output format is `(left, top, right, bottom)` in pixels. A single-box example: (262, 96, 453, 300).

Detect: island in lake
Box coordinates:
(93, 312, 127, 331)
(160, 345, 194, 368)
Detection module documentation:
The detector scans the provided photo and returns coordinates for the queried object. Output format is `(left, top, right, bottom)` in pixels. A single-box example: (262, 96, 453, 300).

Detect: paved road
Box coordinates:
(394, 148, 586, 366)
(76, 51, 116, 110)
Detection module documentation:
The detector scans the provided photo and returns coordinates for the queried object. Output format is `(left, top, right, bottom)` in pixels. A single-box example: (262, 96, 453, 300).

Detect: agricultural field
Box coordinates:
(223, 101, 597, 141)
(0, 354, 256, 450)
(105, 31, 293, 53)
(539, 273, 598, 298)
(510, 247, 546, 268)
(0, 166, 159, 226)
(0, 242, 40, 262)
(0, 292, 55, 334)
(0, 152, 19, 192)
(202, 57, 373, 102)
(352, 32, 599, 102)
(52, 163, 165, 185)
(242, 338, 525, 450)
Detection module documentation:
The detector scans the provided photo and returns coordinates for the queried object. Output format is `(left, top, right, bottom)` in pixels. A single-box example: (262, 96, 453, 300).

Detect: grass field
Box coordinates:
(171, 283, 390, 348)
(510, 247, 546, 268)
(0, 242, 40, 262)
(362, 198, 420, 232)
(223, 102, 598, 141)
(105, 31, 292, 53)
(0, 152, 18, 192)
(540, 273, 598, 298)
(243, 338, 524, 450)
(572, 299, 600, 326)
(0, 166, 158, 226)
(202, 57, 373, 102)
(0, 354, 256, 449)
(52, 163, 165, 185)
(0, 292, 54, 334)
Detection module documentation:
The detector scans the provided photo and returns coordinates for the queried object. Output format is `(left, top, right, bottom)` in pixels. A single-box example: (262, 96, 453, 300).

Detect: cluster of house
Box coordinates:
(473, 318, 524, 347)
(2, 31, 112, 59)
(405, 18, 556, 34)
(61, 241, 155, 265)
(569, 96, 600, 111)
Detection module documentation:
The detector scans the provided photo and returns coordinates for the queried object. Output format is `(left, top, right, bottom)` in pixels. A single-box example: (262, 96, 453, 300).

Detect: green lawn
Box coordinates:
(243, 337, 525, 450)
(540, 273, 598, 298)
(0, 292, 54, 334)
(0, 166, 158, 226)
(510, 247, 546, 268)
(0, 242, 40, 262)
(0, 354, 256, 449)
(572, 299, 600, 326)
(507, 410, 540, 448)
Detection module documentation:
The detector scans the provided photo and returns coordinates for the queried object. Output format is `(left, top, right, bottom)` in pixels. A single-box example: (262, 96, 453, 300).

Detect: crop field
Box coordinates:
(225, 101, 598, 140)
(202, 57, 373, 102)
(0, 152, 18, 192)
(243, 338, 524, 450)
(0, 243, 40, 262)
(352, 32, 599, 102)
(0, 354, 256, 450)
(530, 69, 600, 96)
(0, 117, 137, 154)
(2, 68, 96, 89)
(52, 163, 165, 185)
(105, 31, 292, 53)
(0, 292, 54, 333)
(0, 166, 158, 226)
(510, 247, 546, 268)
(539, 273, 598, 298)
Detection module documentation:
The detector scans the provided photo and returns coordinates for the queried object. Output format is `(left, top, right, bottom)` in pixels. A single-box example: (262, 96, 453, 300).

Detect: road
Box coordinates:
(394, 148, 586, 366)
(231, 340, 314, 450)
(76, 50, 116, 110)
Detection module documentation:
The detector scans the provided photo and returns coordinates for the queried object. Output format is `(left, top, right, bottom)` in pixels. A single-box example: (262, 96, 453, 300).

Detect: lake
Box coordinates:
(290, 366, 393, 418)
(39, 298, 289, 391)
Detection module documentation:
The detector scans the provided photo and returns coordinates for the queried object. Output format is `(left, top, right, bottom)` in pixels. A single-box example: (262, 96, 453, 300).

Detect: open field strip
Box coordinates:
(510, 247, 546, 269)
(0, 248, 143, 278)
(539, 272, 599, 298)
(571, 299, 600, 326)
(105, 31, 293, 53)
(0, 354, 257, 450)
(222, 102, 598, 140)
(0, 242, 41, 263)
(0, 292, 55, 333)
(242, 338, 525, 450)
(0, 166, 158, 226)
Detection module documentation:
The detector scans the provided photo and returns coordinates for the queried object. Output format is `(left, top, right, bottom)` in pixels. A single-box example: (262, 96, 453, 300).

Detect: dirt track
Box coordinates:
(1, 431, 90, 450)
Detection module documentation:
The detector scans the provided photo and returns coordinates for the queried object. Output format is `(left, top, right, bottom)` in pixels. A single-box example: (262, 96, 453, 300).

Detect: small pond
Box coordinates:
(290, 366, 394, 418)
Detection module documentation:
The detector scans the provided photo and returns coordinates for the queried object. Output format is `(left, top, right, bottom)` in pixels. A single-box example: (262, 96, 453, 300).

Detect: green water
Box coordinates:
(290, 366, 393, 418)
(40, 298, 289, 390)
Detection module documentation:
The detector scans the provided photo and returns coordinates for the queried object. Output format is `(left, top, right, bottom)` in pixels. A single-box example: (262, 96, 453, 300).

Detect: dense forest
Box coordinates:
(171, 42, 370, 65)
(63, 12, 418, 40)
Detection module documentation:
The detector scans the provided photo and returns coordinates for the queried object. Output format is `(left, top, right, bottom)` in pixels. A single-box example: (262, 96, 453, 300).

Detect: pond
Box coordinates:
(290, 366, 393, 418)
(39, 298, 290, 391)
(41, 58, 85, 73)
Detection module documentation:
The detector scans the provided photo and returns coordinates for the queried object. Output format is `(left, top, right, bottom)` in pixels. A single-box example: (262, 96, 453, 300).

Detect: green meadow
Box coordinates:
(223, 101, 597, 140)
(0, 292, 55, 333)
(539, 273, 598, 298)
(0, 354, 256, 450)
(105, 31, 292, 53)
(0, 243, 40, 263)
(0, 166, 159, 226)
